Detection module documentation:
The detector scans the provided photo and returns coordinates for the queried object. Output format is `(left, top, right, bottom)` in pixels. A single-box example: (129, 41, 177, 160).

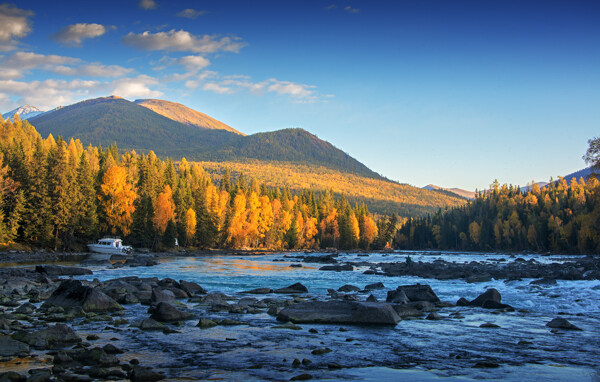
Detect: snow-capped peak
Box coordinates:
(2, 105, 46, 121)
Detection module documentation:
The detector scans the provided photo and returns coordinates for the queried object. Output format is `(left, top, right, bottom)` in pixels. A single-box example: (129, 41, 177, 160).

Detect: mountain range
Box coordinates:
(2, 105, 45, 120)
(422, 184, 476, 199)
(2, 96, 468, 216)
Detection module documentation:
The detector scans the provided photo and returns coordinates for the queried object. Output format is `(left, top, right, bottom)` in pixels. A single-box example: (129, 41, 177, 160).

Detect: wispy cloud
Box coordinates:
(51, 23, 109, 46)
(139, 0, 157, 10)
(183, 71, 321, 102)
(176, 8, 206, 19)
(0, 52, 133, 80)
(122, 29, 246, 54)
(0, 3, 34, 51)
(52, 64, 132, 78)
(344, 6, 360, 14)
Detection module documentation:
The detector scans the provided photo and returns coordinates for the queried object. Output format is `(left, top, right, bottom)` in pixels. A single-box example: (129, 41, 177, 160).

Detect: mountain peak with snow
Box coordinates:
(2, 105, 45, 121)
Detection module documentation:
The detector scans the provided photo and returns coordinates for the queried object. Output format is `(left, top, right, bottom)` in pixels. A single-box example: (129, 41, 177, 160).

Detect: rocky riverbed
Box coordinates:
(0, 251, 599, 381)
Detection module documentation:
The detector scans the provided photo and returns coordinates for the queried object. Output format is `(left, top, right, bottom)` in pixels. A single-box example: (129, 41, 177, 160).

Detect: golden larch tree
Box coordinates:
(154, 185, 176, 234)
(185, 208, 196, 243)
(100, 166, 137, 236)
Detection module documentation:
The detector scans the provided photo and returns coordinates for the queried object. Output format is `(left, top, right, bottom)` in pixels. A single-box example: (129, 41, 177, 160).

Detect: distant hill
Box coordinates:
(27, 96, 381, 178)
(423, 184, 475, 199)
(134, 99, 243, 135)
(200, 161, 467, 217)
(2, 105, 45, 120)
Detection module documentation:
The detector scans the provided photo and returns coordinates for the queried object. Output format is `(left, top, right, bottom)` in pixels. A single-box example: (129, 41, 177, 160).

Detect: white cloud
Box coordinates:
(112, 75, 163, 98)
(52, 64, 133, 77)
(0, 78, 100, 110)
(267, 80, 315, 98)
(0, 4, 34, 51)
(179, 55, 210, 70)
(139, 0, 157, 10)
(51, 23, 107, 46)
(0, 52, 132, 79)
(344, 6, 360, 14)
(202, 83, 233, 94)
(122, 30, 246, 54)
(176, 8, 206, 19)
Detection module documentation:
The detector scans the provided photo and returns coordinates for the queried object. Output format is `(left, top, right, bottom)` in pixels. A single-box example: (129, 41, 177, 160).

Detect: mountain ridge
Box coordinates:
(26, 96, 382, 179)
(134, 98, 244, 135)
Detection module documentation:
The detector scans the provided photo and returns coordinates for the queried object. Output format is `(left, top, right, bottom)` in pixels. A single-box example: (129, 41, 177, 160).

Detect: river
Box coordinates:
(72, 251, 600, 381)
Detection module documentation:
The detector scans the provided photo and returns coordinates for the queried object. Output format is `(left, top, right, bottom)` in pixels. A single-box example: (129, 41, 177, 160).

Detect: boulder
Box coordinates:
(468, 289, 510, 309)
(149, 302, 194, 322)
(396, 285, 440, 303)
(129, 365, 165, 381)
(277, 301, 400, 325)
(241, 288, 273, 294)
(546, 317, 582, 331)
(15, 324, 81, 349)
(386, 289, 408, 304)
(151, 288, 176, 305)
(275, 283, 308, 294)
(337, 285, 360, 293)
(124, 255, 159, 267)
(35, 265, 92, 276)
(136, 318, 166, 331)
(0, 336, 29, 356)
(364, 282, 385, 290)
(179, 280, 206, 295)
(319, 264, 353, 271)
(42, 280, 123, 313)
(456, 297, 470, 306)
(366, 294, 378, 302)
(530, 278, 557, 286)
(197, 318, 218, 329)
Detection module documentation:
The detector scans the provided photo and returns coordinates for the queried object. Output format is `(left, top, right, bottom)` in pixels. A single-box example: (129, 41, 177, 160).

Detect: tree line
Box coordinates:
(0, 115, 396, 251)
(395, 177, 600, 254)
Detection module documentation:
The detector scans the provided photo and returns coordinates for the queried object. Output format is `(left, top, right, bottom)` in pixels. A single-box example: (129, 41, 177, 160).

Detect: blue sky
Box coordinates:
(0, 0, 598, 190)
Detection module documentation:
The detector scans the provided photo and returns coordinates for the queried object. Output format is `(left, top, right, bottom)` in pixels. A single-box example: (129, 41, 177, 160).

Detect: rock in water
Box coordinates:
(338, 284, 360, 292)
(35, 265, 92, 276)
(14, 324, 81, 349)
(275, 283, 308, 294)
(0, 336, 30, 356)
(468, 288, 512, 309)
(386, 289, 408, 304)
(396, 285, 440, 303)
(546, 317, 582, 331)
(42, 280, 123, 313)
(277, 301, 400, 325)
(364, 282, 385, 290)
(149, 302, 195, 322)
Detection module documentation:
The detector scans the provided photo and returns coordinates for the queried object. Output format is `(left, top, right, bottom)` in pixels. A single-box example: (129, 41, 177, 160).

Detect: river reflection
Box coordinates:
(175, 256, 316, 276)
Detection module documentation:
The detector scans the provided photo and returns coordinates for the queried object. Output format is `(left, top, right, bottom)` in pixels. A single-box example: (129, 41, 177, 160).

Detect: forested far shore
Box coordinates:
(396, 177, 600, 254)
(0, 115, 393, 251)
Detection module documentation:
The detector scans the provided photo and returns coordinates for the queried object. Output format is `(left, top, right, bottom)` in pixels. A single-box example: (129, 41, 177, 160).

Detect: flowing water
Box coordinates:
(70, 251, 599, 381)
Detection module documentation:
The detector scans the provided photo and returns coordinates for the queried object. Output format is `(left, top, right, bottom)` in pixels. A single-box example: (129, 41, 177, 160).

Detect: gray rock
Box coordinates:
(319, 264, 353, 271)
(241, 288, 273, 294)
(179, 280, 206, 295)
(42, 280, 123, 313)
(396, 284, 440, 303)
(546, 317, 582, 331)
(135, 318, 166, 331)
(35, 265, 92, 276)
(0, 336, 29, 356)
(15, 324, 81, 349)
(129, 365, 165, 381)
(149, 302, 194, 322)
(275, 283, 308, 294)
(364, 282, 385, 290)
(278, 301, 400, 325)
(196, 318, 218, 328)
(366, 294, 378, 302)
(151, 288, 176, 305)
(386, 289, 408, 304)
(337, 284, 360, 293)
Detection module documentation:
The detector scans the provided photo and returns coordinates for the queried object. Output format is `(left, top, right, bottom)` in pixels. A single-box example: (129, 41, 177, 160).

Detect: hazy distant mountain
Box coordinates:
(2, 105, 45, 120)
(423, 184, 474, 199)
(27, 96, 381, 178)
(520, 167, 596, 192)
(134, 99, 244, 135)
